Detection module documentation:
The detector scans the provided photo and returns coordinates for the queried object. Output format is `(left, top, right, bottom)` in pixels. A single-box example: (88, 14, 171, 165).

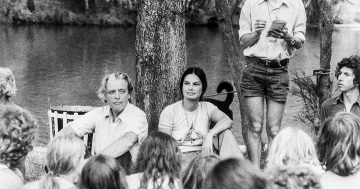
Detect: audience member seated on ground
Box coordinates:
(23, 135, 86, 189)
(265, 126, 324, 175)
(80, 154, 128, 189)
(182, 154, 220, 189)
(127, 132, 182, 189)
(202, 158, 267, 189)
(267, 166, 321, 189)
(0, 67, 19, 108)
(320, 55, 360, 124)
(59, 72, 148, 173)
(0, 106, 36, 189)
(158, 67, 243, 166)
(317, 112, 360, 189)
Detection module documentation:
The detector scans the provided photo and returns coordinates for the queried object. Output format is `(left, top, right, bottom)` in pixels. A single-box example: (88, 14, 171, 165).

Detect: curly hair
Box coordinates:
(0, 67, 17, 97)
(317, 112, 360, 176)
(202, 158, 267, 189)
(40, 135, 86, 189)
(134, 132, 181, 189)
(266, 127, 321, 171)
(0, 106, 36, 169)
(97, 72, 133, 103)
(267, 166, 321, 189)
(80, 154, 128, 189)
(182, 154, 220, 189)
(335, 55, 360, 85)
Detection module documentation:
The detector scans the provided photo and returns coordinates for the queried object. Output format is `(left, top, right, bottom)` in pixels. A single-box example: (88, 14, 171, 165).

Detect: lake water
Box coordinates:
(1, 25, 359, 145)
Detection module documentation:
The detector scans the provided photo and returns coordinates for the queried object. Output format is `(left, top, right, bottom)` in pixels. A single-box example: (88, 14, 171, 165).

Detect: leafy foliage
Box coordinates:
(291, 71, 324, 132)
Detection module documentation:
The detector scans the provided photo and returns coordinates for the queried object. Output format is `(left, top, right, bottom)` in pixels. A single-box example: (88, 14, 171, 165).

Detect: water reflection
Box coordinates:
(0, 25, 359, 145)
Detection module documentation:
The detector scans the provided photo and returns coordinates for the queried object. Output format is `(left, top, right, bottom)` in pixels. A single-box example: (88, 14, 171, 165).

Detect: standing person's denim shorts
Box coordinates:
(240, 56, 289, 103)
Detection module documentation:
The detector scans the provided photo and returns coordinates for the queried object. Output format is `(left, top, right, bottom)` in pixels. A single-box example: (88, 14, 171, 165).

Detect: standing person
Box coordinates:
(127, 132, 182, 189)
(0, 106, 36, 189)
(158, 67, 243, 166)
(59, 72, 148, 173)
(320, 55, 360, 122)
(23, 135, 87, 189)
(317, 112, 360, 189)
(238, 0, 306, 167)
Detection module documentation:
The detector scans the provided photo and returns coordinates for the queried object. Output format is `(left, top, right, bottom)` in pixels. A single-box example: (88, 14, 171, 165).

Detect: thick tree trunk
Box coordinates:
(318, 0, 333, 106)
(214, 0, 249, 143)
(135, 0, 186, 133)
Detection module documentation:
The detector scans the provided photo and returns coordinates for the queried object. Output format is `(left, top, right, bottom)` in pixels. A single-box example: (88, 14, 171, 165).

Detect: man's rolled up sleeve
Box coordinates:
(238, 0, 253, 40)
(129, 111, 148, 144)
(293, 0, 307, 43)
(70, 109, 97, 137)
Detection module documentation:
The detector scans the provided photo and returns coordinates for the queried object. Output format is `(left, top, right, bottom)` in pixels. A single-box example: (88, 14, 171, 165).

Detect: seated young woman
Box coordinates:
(127, 132, 182, 189)
(23, 135, 87, 189)
(158, 67, 243, 164)
(317, 112, 360, 189)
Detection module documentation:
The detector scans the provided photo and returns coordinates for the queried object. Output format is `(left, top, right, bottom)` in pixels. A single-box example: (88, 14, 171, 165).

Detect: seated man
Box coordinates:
(59, 72, 148, 173)
(321, 55, 360, 123)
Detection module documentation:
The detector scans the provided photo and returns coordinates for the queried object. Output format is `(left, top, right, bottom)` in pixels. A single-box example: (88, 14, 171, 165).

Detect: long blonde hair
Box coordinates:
(40, 135, 85, 189)
(266, 127, 320, 170)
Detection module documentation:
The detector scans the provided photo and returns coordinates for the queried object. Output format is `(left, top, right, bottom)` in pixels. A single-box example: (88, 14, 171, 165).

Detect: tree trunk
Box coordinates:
(135, 0, 186, 133)
(214, 0, 249, 143)
(318, 0, 333, 106)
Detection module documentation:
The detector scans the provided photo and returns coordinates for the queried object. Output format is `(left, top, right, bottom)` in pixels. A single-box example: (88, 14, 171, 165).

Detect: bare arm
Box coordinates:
(202, 109, 233, 155)
(239, 19, 266, 48)
(99, 132, 138, 158)
(208, 110, 233, 137)
(240, 32, 261, 48)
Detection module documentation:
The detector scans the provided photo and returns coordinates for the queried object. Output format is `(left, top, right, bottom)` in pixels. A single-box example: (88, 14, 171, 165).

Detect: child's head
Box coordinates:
(266, 127, 320, 170)
(182, 154, 220, 189)
(202, 158, 267, 189)
(80, 154, 127, 189)
(135, 131, 181, 189)
(317, 112, 360, 176)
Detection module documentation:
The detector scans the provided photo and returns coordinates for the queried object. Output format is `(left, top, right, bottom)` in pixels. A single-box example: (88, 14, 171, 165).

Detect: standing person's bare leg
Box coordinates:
(244, 96, 264, 168)
(266, 99, 285, 146)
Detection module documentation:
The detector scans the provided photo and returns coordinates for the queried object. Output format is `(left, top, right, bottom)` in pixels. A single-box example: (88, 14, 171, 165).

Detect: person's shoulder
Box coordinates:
(288, 0, 305, 7)
(162, 101, 182, 112)
(320, 171, 345, 189)
(126, 173, 142, 188)
(127, 103, 146, 116)
(23, 180, 40, 189)
(83, 106, 109, 116)
(199, 101, 217, 110)
(0, 166, 23, 187)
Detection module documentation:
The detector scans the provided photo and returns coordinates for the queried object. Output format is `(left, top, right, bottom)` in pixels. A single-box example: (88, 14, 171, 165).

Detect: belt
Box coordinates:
(246, 57, 289, 68)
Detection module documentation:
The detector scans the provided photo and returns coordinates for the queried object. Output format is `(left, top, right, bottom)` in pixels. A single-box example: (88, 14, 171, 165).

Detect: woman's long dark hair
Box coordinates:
(135, 132, 181, 189)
